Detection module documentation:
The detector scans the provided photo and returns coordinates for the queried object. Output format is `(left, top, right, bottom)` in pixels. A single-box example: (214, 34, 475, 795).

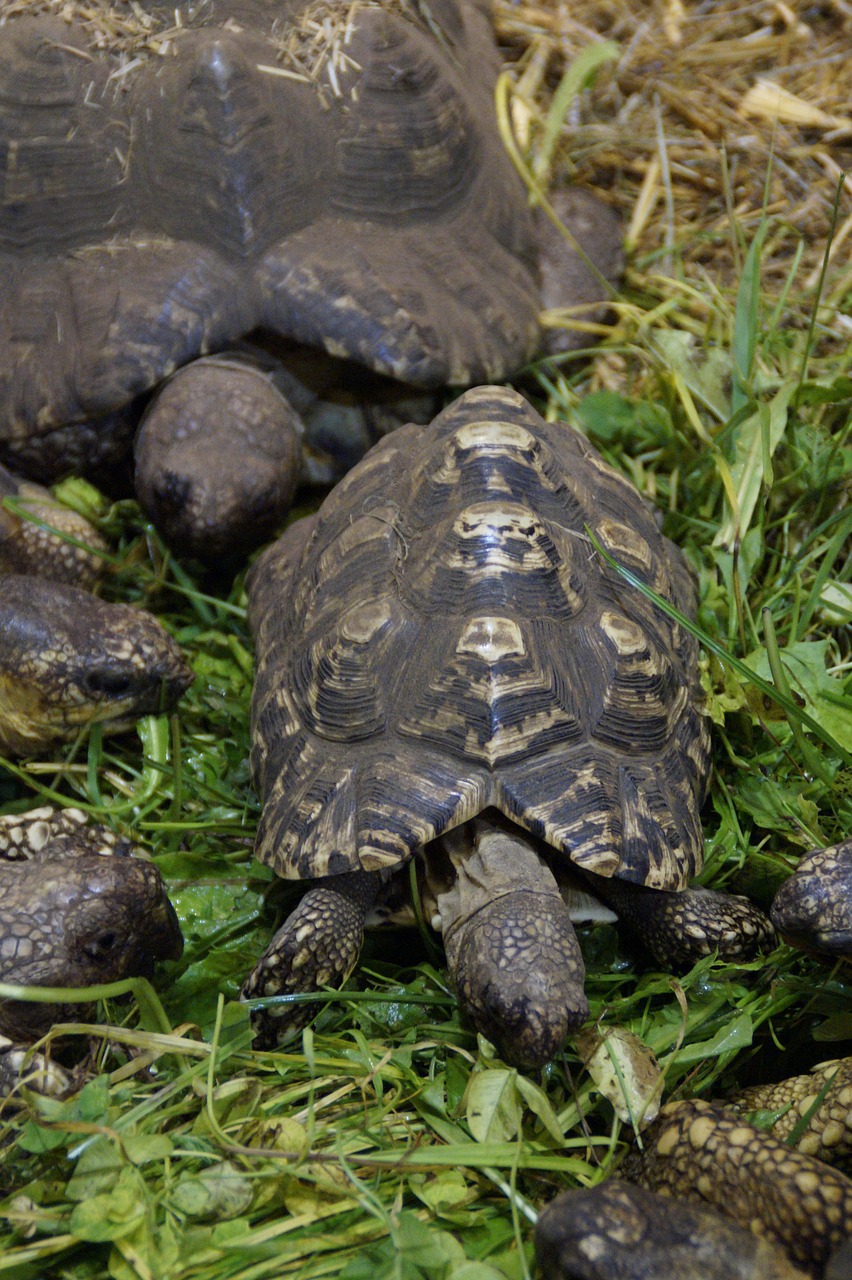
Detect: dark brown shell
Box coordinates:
(0, 0, 540, 457)
(249, 385, 711, 891)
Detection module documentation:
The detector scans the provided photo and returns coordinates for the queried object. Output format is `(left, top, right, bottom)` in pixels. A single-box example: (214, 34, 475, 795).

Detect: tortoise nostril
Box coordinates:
(83, 670, 134, 698)
(84, 930, 118, 962)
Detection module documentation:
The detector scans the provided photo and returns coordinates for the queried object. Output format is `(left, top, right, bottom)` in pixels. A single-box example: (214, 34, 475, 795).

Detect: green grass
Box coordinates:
(2, 111, 852, 1280)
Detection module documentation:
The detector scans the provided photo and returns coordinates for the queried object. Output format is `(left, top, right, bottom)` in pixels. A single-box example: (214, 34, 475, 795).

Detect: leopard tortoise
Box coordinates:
(537, 1092, 852, 1279)
(0, 461, 192, 756)
(243, 385, 775, 1068)
(0, 0, 621, 558)
(0, 806, 183, 1094)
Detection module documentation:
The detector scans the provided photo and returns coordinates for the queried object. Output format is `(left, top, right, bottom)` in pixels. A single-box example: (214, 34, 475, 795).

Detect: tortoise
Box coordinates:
(537, 1063, 852, 1279)
(771, 839, 852, 958)
(0, 461, 192, 755)
(617, 1099, 852, 1278)
(242, 384, 775, 1068)
(0, 462, 108, 588)
(0, 806, 183, 1094)
(536, 1183, 813, 1280)
(0, 0, 622, 559)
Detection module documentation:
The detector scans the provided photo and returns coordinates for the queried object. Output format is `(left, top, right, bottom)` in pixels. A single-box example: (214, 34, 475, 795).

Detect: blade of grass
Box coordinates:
(585, 526, 852, 765)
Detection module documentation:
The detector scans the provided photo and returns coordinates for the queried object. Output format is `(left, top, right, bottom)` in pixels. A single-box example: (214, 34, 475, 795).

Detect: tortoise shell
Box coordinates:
(0, 0, 540, 464)
(249, 385, 711, 892)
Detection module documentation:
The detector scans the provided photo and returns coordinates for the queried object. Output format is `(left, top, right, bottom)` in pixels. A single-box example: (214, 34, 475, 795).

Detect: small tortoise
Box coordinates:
(0, 462, 192, 755)
(243, 385, 775, 1067)
(0, 463, 108, 588)
(0, 0, 621, 558)
(536, 1182, 808, 1280)
(771, 839, 852, 958)
(0, 807, 183, 1094)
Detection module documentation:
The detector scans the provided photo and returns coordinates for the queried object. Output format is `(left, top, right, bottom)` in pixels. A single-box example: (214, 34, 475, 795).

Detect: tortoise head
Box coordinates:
(0, 575, 192, 756)
(771, 841, 852, 958)
(0, 850, 183, 1042)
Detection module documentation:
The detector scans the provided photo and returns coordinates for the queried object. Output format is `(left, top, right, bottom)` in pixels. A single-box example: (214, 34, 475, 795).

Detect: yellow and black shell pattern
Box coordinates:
(249, 385, 711, 892)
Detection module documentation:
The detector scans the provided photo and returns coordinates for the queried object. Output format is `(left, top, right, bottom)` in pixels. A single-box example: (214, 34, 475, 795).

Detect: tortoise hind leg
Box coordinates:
(241, 870, 382, 1047)
(589, 876, 776, 966)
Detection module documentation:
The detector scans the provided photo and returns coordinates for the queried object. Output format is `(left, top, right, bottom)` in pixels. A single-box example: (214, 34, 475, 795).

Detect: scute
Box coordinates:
(250, 386, 711, 890)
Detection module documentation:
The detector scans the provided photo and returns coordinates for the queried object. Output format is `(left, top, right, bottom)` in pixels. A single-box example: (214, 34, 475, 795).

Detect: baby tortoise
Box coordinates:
(0, 463, 192, 756)
(0, 807, 183, 1094)
(0, 0, 621, 558)
(772, 840, 852, 958)
(243, 385, 774, 1068)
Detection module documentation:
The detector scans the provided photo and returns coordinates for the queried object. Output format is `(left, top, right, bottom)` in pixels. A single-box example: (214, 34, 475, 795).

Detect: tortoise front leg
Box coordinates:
(241, 870, 382, 1048)
(590, 876, 776, 966)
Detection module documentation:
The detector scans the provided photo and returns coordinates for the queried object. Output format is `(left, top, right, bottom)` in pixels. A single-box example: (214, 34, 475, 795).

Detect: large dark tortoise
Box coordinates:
(0, 0, 621, 558)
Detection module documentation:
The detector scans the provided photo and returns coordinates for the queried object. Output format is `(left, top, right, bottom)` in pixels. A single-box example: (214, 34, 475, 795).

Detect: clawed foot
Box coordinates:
(241, 871, 381, 1048)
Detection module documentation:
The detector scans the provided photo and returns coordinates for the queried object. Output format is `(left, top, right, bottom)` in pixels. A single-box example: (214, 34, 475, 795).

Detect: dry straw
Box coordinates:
(494, 0, 852, 309)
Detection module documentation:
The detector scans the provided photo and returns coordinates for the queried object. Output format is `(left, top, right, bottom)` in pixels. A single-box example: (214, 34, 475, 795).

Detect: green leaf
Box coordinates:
(715, 382, 793, 547)
(744, 639, 852, 752)
(395, 1211, 466, 1270)
(535, 41, 619, 185)
(67, 1137, 123, 1201)
(652, 330, 731, 419)
(673, 1012, 753, 1064)
(123, 1134, 174, 1166)
(734, 774, 820, 842)
(413, 1170, 470, 1217)
(69, 1167, 147, 1242)
(514, 1074, 565, 1143)
(76, 1076, 111, 1124)
(731, 225, 767, 415)
(449, 1265, 512, 1280)
(170, 1162, 254, 1221)
(339, 1213, 466, 1280)
(465, 1070, 521, 1143)
(191, 1076, 261, 1134)
(17, 1121, 68, 1154)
